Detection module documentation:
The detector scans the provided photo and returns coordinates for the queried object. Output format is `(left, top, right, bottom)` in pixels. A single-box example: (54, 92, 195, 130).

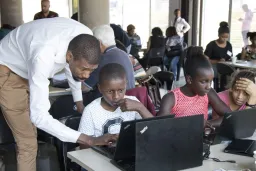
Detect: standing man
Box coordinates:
(0, 17, 116, 171)
(127, 24, 142, 58)
(173, 9, 191, 40)
(34, 0, 59, 20)
(239, 4, 254, 46)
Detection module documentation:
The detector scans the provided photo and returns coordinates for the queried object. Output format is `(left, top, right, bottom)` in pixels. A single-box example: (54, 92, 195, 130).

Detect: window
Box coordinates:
(230, 0, 256, 56)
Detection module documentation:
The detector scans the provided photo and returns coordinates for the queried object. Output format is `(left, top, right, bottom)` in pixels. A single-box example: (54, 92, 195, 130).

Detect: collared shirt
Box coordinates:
(84, 45, 135, 90)
(34, 11, 59, 20)
(174, 17, 191, 37)
(242, 10, 253, 31)
(0, 17, 93, 143)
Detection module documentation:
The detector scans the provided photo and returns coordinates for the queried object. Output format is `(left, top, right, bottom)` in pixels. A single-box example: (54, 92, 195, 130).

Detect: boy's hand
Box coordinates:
(119, 98, 142, 112)
(235, 78, 256, 97)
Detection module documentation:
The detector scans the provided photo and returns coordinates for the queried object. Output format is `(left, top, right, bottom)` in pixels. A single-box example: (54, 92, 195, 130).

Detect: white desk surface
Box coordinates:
(49, 86, 71, 97)
(68, 144, 256, 171)
(221, 60, 256, 69)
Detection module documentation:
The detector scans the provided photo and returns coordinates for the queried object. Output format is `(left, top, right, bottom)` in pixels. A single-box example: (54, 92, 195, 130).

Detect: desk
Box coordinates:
(49, 86, 71, 97)
(68, 144, 255, 171)
(221, 60, 256, 69)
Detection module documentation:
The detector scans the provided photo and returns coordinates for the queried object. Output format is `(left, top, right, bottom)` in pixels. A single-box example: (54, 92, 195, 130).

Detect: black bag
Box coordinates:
(166, 44, 183, 58)
(137, 75, 162, 110)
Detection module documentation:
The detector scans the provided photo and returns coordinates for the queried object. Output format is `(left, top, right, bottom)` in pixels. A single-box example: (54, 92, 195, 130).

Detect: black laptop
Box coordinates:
(91, 115, 175, 160)
(94, 114, 204, 171)
(217, 108, 256, 157)
(135, 115, 204, 171)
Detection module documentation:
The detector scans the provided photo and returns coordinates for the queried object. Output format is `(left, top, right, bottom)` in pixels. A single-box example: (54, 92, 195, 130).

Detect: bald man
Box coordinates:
(34, 0, 58, 20)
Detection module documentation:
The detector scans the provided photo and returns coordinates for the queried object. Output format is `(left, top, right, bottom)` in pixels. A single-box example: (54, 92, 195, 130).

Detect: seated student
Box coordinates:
(212, 70, 256, 119)
(83, 25, 135, 91)
(78, 63, 152, 146)
(241, 32, 256, 60)
(158, 46, 231, 122)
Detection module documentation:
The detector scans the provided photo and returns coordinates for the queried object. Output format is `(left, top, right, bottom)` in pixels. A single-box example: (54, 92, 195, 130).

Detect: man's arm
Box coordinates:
(182, 19, 191, 34)
(64, 64, 84, 113)
(29, 57, 116, 146)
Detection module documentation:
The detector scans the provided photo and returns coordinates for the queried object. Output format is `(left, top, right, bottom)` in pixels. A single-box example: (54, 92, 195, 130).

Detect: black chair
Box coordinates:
(147, 47, 166, 70)
(54, 115, 81, 171)
(216, 63, 235, 92)
(153, 71, 175, 90)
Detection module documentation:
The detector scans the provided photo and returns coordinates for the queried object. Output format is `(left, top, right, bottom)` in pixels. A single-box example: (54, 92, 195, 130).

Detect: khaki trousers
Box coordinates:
(0, 65, 37, 171)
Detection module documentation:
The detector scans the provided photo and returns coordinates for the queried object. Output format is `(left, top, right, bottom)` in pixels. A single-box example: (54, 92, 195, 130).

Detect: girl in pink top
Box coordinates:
(158, 46, 231, 122)
(212, 70, 256, 119)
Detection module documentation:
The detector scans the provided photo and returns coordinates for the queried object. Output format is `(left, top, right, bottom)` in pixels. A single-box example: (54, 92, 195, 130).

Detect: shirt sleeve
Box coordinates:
(28, 56, 81, 143)
(181, 19, 191, 33)
(128, 96, 142, 120)
(78, 106, 95, 136)
(64, 64, 82, 102)
(84, 67, 100, 89)
(204, 42, 213, 59)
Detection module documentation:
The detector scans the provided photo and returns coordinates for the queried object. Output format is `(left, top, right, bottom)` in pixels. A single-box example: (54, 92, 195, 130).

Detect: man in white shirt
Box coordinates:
(0, 17, 116, 171)
(239, 4, 254, 46)
(173, 9, 191, 39)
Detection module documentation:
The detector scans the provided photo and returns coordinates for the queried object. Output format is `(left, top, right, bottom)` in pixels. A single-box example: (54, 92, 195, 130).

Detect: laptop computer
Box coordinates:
(217, 108, 256, 157)
(135, 115, 204, 171)
(218, 108, 256, 139)
(91, 115, 175, 160)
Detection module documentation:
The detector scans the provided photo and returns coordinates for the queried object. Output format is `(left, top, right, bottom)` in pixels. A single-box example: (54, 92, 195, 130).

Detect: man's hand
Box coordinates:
(77, 133, 118, 147)
(76, 101, 85, 114)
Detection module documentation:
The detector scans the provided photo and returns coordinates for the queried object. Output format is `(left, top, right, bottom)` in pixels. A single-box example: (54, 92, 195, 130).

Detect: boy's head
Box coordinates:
(185, 46, 214, 96)
(98, 63, 127, 108)
(229, 70, 256, 106)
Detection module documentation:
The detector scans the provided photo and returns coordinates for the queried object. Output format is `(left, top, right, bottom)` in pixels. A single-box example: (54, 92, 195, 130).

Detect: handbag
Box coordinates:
(137, 75, 162, 110)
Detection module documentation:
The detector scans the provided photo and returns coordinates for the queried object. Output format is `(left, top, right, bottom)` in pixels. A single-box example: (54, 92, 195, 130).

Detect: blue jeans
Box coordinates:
(164, 56, 180, 80)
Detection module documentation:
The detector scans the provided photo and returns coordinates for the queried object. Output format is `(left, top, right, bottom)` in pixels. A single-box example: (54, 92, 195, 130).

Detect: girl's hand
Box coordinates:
(235, 78, 256, 97)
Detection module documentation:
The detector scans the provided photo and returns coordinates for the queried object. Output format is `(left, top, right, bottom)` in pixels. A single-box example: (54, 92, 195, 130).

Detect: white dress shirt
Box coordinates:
(0, 17, 93, 143)
(174, 17, 191, 37)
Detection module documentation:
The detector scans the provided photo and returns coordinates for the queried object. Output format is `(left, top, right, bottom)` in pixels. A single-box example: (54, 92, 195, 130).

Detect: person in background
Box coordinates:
(204, 21, 233, 80)
(146, 27, 165, 53)
(241, 32, 256, 60)
(0, 24, 15, 41)
(34, 0, 58, 20)
(110, 24, 131, 54)
(158, 46, 231, 123)
(164, 26, 183, 79)
(83, 25, 135, 92)
(212, 70, 256, 119)
(79, 63, 152, 148)
(239, 4, 254, 46)
(127, 24, 142, 58)
(173, 9, 191, 40)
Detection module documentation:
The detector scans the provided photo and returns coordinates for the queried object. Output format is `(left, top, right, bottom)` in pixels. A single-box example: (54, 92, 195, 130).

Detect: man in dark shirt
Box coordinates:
(34, 0, 58, 20)
(83, 25, 135, 91)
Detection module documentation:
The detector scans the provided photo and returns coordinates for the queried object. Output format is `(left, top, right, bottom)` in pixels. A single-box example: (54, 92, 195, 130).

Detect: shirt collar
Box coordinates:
(103, 45, 116, 54)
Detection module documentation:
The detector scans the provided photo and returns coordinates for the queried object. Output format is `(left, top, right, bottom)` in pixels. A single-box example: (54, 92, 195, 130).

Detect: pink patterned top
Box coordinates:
(212, 90, 246, 119)
(170, 88, 209, 120)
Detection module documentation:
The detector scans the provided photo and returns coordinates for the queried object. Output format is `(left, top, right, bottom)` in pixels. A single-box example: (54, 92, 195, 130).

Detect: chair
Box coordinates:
(126, 87, 156, 116)
(147, 47, 166, 70)
(153, 71, 175, 90)
(216, 63, 235, 92)
(54, 115, 81, 171)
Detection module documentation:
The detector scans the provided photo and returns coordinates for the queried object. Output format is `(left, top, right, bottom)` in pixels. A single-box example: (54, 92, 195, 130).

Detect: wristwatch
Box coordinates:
(245, 102, 256, 108)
